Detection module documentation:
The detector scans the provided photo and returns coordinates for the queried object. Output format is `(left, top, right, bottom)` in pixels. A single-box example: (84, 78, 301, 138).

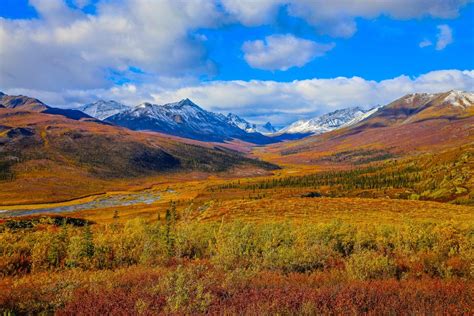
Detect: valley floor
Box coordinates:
(1, 141, 473, 314)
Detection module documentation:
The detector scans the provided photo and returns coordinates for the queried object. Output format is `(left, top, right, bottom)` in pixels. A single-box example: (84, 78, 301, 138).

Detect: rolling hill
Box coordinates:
(0, 92, 94, 121)
(262, 90, 473, 162)
(0, 99, 277, 204)
(255, 90, 474, 202)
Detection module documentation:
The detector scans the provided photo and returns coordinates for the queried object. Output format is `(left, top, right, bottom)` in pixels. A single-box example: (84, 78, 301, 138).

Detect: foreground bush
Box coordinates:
(1, 216, 473, 313)
(1, 217, 472, 278)
(1, 265, 472, 315)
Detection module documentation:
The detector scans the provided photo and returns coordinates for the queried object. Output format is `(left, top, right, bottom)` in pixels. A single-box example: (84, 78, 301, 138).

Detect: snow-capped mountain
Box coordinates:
(79, 100, 130, 120)
(226, 114, 278, 135)
(438, 90, 474, 108)
(105, 98, 273, 144)
(341, 106, 380, 128)
(257, 122, 277, 134)
(279, 107, 372, 135)
(226, 113, 257, 133)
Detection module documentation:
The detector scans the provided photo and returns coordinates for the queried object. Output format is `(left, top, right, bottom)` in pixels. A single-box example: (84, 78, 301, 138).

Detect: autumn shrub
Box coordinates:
(161, 264, 215, 313)
(212, 221, 260, 269)
(1, 218, 472, 279)
(174, 222, 214, 259)
(346, 250, 397, 280)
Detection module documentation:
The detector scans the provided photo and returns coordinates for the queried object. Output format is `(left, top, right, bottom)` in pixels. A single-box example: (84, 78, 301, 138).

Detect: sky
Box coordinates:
(1, 0, 474, 126)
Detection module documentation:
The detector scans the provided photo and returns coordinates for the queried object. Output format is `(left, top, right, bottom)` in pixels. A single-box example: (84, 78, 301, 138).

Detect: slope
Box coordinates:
(0, 108, 277, 205)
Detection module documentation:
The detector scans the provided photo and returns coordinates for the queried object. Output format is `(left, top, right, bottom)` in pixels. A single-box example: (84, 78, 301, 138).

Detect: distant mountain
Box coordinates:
(0, 92, 93, 121)
(226, 114, 278, 135)
(257, 122, 277, 134)
(106, 98, 274, 144)
(356, 90, 474, 129)
(79, 100, 130, 120)
(279, 107, 371, 135)
(267, 90, 474, 167)
(0, 92, 48, 111)
(226, 113, 256, 133)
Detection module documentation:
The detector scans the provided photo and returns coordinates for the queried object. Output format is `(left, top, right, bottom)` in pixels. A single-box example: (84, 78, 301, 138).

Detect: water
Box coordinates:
(0, 191, 161, 218)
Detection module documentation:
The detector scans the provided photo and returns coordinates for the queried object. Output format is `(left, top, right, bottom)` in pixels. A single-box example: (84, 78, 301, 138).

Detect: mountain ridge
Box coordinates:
(279, 106, 371, 135)
(105, 98, 276, 144)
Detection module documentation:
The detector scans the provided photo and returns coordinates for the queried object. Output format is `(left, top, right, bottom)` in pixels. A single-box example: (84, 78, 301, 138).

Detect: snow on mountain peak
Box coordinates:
(79, 100, 130, 120)
(226, 113, 257, 132)
(442, 90, 474, 108)
(279, 107, 369, 135)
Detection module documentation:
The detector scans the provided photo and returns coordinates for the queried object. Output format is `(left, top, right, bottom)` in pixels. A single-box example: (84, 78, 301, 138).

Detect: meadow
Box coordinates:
(1, 195, 473, 314)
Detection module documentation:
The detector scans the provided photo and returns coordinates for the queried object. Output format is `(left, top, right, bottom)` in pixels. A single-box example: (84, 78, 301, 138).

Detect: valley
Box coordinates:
(1, 89, 473, 314)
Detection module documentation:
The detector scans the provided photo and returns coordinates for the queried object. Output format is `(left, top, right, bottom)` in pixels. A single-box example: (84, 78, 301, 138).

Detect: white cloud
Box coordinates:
(419, 39, 433, 48)
(261, 0, 468, 37)
(222, 0, 469, 37)
(6, 69, 472, 126)
(0, 0, 469, 93)
(242, 34, 334, 71)
(220, 0, 284, 26)
(436, 24, 453, 50)
(0, 0, 222, 90)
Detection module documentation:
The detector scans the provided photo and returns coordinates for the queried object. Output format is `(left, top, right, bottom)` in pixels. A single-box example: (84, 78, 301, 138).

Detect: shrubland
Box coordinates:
(1, 211, 473, 314)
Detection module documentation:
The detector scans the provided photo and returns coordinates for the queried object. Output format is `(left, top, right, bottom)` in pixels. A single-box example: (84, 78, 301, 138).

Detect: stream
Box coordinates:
(0, 191, 162, 218)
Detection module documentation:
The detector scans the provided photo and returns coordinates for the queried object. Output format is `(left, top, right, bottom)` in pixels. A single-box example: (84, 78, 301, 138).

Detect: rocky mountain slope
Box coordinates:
(279, 107, 373, 135)
(0, 92, 93, 121)
(105, 99, 274, 144)
(78, 100, 130, 120)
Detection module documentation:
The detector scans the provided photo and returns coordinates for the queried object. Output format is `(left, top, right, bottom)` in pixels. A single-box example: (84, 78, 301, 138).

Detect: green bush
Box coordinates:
(346, 250, 397, 280)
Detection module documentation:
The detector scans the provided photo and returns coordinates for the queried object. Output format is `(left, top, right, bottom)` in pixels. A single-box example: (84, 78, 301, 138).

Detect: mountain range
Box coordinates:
(76, 98, 378, 142)
(104, 99, 275, 144)
(278, 107, 377, 135)
(266, 90, 474, 166)
(3, 90, 473, 147)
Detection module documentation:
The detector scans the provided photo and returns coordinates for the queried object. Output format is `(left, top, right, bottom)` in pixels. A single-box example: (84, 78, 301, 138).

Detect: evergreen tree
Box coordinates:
(82, 224, 94, 258)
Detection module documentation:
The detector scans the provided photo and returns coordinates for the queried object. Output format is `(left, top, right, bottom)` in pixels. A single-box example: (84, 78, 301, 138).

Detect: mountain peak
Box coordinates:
(79, 99, 129, 120)
(441, 90, 474, 108)
(226, 113, 256, 132)
(176, 98, 199, 107)
(280, 106, 369, 135)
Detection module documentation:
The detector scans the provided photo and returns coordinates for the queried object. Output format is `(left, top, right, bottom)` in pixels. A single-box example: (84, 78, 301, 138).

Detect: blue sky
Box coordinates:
(1, 0, 473, 125)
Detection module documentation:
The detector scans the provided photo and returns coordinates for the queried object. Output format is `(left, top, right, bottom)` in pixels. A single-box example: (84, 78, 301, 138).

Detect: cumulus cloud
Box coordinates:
(242, 34, 334, 71)
(250, 0, 467, 37)
(0, 0, 222, 90)
(436, 24, 453, 50)
(220, 0, 284, 26)
(6, 69, 472, 126)
(0, 0, 469, 93)
(222, 0, 468, 37)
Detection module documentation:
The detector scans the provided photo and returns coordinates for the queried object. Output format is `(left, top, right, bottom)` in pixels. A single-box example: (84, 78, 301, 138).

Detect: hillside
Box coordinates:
(255, 90, 474, 203)
(261, 91, 474, 163)
(278, 107, 371, 135)
(0, 107, 277, 205)
(0, 92, 94, 121)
